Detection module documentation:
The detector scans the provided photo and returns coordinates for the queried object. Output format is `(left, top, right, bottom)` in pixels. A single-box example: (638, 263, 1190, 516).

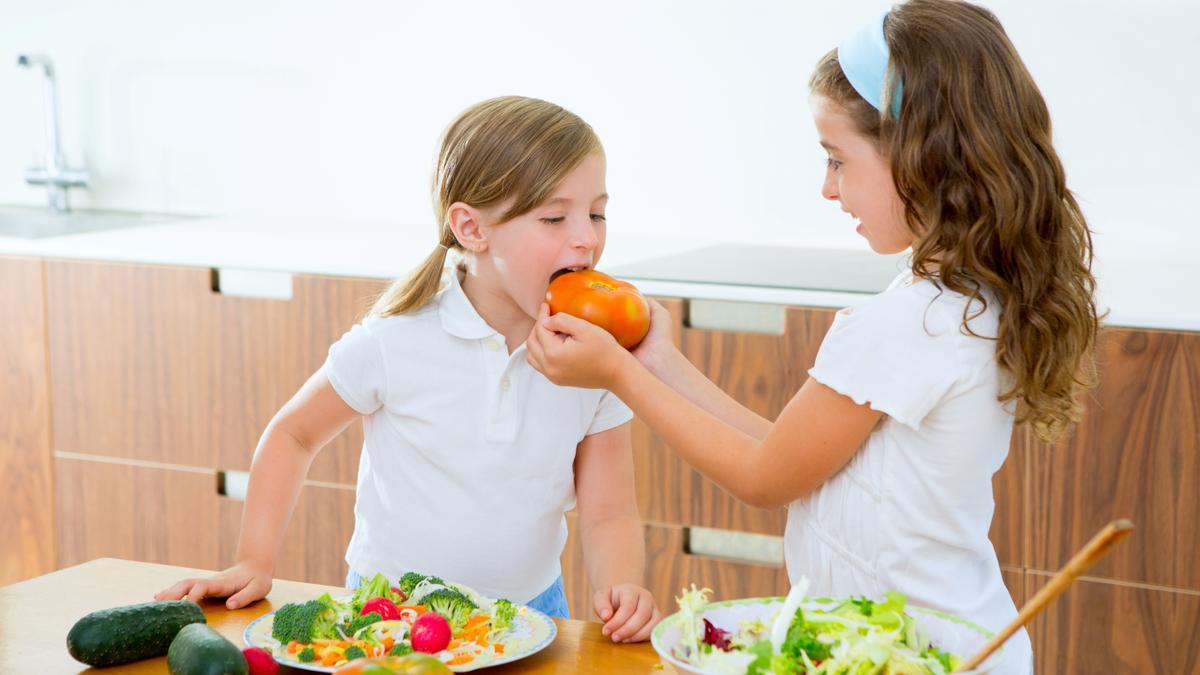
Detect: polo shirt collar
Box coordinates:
(437, 271, 501, 340)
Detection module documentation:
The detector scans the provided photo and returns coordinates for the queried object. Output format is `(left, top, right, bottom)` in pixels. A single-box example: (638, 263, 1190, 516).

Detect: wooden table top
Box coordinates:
(0, 558, 667, 674)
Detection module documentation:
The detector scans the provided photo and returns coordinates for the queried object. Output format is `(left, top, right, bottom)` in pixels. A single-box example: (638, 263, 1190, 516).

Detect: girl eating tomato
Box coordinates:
(156, 96, 661, 644)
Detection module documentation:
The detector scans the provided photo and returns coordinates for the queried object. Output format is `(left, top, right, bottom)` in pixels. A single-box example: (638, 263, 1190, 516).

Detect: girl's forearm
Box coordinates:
(579, 514, 646, 592)
(645, 347, 772, 441)
(614, 352, 768, 506)
(233, 423, 317, 573)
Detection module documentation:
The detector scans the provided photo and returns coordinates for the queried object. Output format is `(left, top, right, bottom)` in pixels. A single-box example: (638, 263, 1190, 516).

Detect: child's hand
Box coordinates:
(594, 583, 662, 643)
(527, 303, 634, 389)
(630, 298, 677, 375)
(154, 561, 273, 610)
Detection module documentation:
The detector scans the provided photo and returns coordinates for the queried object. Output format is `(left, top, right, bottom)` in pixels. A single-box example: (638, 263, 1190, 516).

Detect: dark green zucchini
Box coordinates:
(166, 623, 248, 675)
(66, 599, 207, 666)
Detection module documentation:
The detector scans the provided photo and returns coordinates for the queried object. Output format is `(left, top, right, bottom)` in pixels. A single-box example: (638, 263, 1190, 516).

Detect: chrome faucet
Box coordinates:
(17, 54, 89, 212)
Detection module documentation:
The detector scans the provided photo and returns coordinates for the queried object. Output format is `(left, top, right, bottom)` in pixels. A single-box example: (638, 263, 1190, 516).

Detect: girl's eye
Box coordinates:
(826, 157, 843, 170)
(590, 213, 607, 222)
(540, 217, 565, 224)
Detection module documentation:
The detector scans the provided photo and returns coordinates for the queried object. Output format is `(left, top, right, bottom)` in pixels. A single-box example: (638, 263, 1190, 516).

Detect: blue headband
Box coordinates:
(837, 10, 903, 117)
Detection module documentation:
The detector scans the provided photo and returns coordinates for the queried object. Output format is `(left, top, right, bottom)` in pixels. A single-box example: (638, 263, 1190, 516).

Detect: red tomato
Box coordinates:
(545, 269, 650, 349)
(362, 596, 401, 621)
(242, 646, 279, 675)
(409, 613, 452, 654)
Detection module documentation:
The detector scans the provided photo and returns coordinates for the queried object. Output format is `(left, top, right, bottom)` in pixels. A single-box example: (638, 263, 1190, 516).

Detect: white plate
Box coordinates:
(243, 596, 557, 673)
(651, 596, 1003, 674)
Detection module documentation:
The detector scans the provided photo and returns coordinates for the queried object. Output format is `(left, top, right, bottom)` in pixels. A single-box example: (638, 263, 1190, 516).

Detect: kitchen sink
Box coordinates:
(0, 206, 184, 239)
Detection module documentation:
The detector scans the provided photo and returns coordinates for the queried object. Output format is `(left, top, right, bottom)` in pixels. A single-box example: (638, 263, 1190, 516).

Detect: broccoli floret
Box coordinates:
(271, 595, 341, 644)
(297, 646, 316, 663)
(492, 598, 516, 632)
(351, 572, 395, 613)
(397, 571, 444, 597)
(388, 642, 414, 657)
(343, 645, 367, 661)
(421, 588, 478, 630)
(347, 611, 382, 637)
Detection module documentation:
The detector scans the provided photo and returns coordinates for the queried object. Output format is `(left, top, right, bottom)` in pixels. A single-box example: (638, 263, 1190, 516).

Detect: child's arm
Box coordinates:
(573, 422, 661, 643)
(631, 299, 772, 440)
(154, 369, 361, 608)
(529, 308, 883, 509)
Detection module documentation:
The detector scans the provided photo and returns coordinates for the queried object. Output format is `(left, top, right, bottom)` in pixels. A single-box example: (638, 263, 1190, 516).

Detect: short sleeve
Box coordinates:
(324, 320, 388, 415)
(808, 292, 959, 430)
(586, 390, 634, 436)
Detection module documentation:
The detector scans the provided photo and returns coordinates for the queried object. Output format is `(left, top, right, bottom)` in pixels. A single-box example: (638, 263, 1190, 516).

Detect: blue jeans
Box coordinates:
(345, 571, 570, 619)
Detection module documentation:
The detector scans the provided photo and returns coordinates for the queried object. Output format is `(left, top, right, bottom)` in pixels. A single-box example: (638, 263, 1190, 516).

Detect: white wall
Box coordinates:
(2, 0, 1197, 258)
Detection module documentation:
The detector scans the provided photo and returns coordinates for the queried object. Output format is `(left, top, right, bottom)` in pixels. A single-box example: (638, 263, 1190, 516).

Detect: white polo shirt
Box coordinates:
(324, 272, 632, 602)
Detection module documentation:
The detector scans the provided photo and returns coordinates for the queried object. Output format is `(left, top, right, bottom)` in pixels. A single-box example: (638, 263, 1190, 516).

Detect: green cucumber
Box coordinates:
(166, 623, 248, 675)
(66, 599, 207, 666)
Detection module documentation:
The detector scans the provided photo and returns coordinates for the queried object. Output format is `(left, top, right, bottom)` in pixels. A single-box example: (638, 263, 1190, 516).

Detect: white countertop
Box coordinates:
(0, 211, 1195, 332)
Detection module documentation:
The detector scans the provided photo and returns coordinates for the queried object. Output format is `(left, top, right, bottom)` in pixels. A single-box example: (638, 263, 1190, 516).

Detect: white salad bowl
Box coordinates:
(651, 596, 1005, 674)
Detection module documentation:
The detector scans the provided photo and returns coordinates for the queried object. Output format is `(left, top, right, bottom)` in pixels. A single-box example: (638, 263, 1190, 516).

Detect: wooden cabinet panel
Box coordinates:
(213, 274, 386, 485)
(54, 457, 220, 570)
(991, 432, 1026, 568)
(0, 257, 56, 585)
(46, 260, 384, 483)
(560, 511, 591, 621)
(1029, 328, 1200, 590)
(47, 260, 219, 466)
(1027, 574, 1200, 674)
(218, 483, 357, 588)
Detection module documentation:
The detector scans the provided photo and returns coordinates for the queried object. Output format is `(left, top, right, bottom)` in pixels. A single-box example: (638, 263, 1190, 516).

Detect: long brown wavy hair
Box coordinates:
(370, 96, 602, 317)
(810, 0, 1101, 441)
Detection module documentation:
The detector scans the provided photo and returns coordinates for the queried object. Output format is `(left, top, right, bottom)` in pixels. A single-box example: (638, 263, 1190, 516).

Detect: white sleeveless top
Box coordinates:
(788, 271, 1032, 673)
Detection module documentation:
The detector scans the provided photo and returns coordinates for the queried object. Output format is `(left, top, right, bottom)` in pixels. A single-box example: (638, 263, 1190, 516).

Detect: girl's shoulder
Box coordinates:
(853, 271, 1001, 343)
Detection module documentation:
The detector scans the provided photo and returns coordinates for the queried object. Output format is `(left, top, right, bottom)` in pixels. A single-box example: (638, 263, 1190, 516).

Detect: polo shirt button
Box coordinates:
(485, 338, 501, 351)
(500, 377, 511, 391)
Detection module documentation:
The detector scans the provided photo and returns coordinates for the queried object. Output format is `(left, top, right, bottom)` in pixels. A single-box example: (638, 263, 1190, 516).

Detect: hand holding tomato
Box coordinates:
(545, 269, 650, 349)
(527, 303, 637, 391)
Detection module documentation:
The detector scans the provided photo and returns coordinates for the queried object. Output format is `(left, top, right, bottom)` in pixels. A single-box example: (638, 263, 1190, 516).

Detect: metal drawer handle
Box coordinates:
(684, 526, 785, 566)
(685, 299, 786, 335)
(217, 470, 250, 501)
(212, 268, 294, 300)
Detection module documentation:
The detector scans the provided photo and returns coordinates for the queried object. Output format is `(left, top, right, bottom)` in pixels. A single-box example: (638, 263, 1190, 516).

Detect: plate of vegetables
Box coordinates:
(652, 579, 1003, 674)
(243, 571, 556, 672)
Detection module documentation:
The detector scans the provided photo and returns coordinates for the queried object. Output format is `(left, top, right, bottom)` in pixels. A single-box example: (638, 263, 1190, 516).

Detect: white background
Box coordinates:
(2, 0, 1196, 259)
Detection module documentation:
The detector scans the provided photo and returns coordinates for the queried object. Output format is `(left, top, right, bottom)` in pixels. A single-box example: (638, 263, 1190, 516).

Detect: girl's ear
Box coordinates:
(446, 202, 489, 254)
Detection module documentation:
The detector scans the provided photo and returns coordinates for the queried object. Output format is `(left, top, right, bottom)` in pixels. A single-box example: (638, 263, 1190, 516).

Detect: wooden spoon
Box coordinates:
(955, 518, 1135, 672)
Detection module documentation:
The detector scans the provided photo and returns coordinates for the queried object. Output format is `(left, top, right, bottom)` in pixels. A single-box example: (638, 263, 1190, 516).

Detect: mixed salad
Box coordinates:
(669, 579, 963, 674)
(261, 571, 518, 669)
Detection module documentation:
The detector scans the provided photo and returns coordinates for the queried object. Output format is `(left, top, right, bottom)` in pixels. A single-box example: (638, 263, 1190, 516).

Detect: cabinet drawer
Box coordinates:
(54, 456, 221, 570)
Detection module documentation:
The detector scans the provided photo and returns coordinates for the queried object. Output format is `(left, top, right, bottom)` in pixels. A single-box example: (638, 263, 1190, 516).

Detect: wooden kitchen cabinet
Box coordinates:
(54, 456, 222, 570)
(45, 259, 383, 485)
(0, 257, 56, 585)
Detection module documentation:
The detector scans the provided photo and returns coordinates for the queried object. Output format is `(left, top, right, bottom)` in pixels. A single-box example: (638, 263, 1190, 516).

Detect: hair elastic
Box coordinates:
(837, 10, 903, 117)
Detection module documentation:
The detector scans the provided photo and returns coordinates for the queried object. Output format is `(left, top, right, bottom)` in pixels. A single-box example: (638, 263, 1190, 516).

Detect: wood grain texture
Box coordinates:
(217, 482, 357, 587)
(1029, 328, 1200, 590)
(53, 457, 220, 570)
(46, 260, 220, 467)
(1026, 573, 1200, 674)
(213, 273, 387, 485)
(0, 257, 56, 585)
(991, 428, 1027, 568)
(46, 261, 384, 482)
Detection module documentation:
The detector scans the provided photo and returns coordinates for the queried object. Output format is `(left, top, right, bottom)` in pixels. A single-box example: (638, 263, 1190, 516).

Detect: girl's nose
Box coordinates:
(821, 168, 839, 202)
(573, 219, 599, 250)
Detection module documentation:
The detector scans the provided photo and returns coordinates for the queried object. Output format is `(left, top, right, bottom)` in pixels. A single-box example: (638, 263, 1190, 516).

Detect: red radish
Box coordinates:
(361, 596, 401, 621)
(391, 585, 407, 602)
(242, 646, 278, 675)
(409, 612, 451, 653)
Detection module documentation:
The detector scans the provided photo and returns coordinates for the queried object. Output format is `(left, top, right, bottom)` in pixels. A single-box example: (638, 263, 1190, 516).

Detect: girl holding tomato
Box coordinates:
(527, 2, 1100, 671)
(157, 96, 661, 644)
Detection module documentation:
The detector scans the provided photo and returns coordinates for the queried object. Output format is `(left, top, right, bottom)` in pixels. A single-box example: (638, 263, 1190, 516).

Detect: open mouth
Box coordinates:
(549, 266, 588, 284)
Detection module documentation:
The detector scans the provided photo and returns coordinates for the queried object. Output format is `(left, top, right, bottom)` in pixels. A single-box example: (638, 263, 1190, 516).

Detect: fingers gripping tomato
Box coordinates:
(546, 269, 650, 349)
